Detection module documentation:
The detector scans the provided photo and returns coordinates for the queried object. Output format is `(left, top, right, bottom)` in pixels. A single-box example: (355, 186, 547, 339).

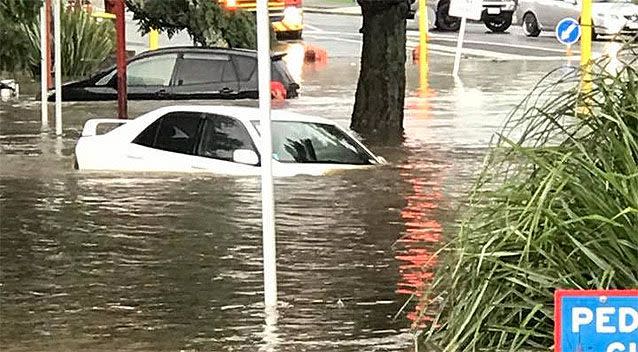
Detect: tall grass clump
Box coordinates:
(0, 0, 41, 73)
(1, 2, 114, 78)
(23, 9, 115, 78)
(420, 43, 638, 351)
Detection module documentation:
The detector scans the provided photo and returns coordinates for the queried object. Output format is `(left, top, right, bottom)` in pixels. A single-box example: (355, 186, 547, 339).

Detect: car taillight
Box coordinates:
(285, 0, 301, 7)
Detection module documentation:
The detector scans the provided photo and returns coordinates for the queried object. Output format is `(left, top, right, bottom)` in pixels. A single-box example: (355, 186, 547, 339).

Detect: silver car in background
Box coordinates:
(516, 0, 638, 38)
(409, 0, 517, 32)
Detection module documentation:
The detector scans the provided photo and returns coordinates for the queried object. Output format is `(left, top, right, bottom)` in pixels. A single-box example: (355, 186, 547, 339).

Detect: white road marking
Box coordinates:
(305, 27, 571, 55)
(407, 31, 573, 54)
(427, 44, 569, 60)
(303, 29, 357, 36)
(303, 33, 360, 44)
(303, 15, 596, 62)
(304, 32, 572, 60)
(428, 43, 572, 60)
(304, 33, 457, 57)
(304, 24, 325, 33)
(409, 40, 529, 59)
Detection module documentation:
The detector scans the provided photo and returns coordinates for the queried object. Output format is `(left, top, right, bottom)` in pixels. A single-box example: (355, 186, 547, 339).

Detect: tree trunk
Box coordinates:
(352, 0, 409, 143)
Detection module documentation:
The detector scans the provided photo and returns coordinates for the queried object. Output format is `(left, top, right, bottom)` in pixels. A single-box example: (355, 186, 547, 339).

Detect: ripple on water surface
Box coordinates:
(0, 57, 566, 351)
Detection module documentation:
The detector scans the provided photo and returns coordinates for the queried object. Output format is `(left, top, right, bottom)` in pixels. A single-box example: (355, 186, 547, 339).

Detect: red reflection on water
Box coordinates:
(396, 177, 443, 328)
(396, 90, 444, 328)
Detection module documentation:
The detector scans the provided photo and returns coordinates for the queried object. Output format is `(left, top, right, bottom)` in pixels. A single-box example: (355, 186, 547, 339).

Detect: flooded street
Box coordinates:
(1, 51, 568, 351)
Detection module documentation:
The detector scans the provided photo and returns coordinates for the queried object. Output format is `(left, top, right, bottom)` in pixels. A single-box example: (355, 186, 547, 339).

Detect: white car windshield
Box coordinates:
(252, 121, 375, 165)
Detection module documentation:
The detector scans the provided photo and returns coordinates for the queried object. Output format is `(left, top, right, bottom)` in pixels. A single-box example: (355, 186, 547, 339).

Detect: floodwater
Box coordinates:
(0, 47, 569, 351)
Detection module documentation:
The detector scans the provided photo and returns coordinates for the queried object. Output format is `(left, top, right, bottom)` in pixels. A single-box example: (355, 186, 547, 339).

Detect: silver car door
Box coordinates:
(533, 0, 559, 30)
(551, 0, 581, 29)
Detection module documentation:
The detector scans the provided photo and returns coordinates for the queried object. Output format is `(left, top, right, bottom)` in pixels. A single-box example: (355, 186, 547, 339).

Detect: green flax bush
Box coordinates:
(24, 9, 115, 78)
(1, 1, 114, 79)
(421, 44, 638, 351)
(0, 0, 42, 74)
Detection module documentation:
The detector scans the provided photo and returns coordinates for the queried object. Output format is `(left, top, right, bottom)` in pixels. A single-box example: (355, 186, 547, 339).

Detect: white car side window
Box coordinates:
(133, 112, 203, 155)
(197, 115, 257, 162)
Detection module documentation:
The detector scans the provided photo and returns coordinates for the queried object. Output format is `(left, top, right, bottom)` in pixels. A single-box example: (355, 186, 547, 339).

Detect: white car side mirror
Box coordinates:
(233, 149, 259, 166)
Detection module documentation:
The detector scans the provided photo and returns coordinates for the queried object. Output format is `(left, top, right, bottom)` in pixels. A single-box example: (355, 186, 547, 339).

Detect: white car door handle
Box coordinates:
(126, 154, 143, 160)
(191, 165, 206, 170)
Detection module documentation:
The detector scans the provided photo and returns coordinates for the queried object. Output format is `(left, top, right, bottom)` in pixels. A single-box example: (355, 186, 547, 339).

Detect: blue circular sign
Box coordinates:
(555, 18, 581, 45)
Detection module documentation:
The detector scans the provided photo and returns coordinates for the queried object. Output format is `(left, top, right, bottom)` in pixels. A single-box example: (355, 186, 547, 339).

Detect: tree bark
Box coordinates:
(352, 0, 409, 144)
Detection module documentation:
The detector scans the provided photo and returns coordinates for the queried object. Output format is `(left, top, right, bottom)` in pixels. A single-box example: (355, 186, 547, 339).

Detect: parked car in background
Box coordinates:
(410, 0, 517, 32)
(516, 0, 638, 38)
(49, 47, 299, 102)
(75, 106, 385, 176)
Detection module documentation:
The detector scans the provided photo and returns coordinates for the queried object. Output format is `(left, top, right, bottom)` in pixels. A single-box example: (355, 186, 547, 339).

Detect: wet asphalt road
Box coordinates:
(126, 11, 621, 69)
(303, 12, 618, 60)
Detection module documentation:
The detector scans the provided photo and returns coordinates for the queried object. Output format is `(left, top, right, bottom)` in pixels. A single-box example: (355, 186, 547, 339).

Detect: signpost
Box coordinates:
(555, 18, 580, 64)
(256, 0, 277, 310)
(580, 0, 593, 67)
(555, 289, 638, 352)
(53, 0, 62, 135)
(112, 0, 128, 119)
(418, 0, 428, 93)
(40, 2, 49, 127)
(449, 0, 482, 77)
(149, 29, 159, 50)
(555, 18, 581, 46)
(580, 0, 593, 92)
(46, 0, 53, 90)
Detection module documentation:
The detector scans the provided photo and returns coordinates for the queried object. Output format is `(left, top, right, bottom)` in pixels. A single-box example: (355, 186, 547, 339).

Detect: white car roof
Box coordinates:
(152, 105, 335, 125)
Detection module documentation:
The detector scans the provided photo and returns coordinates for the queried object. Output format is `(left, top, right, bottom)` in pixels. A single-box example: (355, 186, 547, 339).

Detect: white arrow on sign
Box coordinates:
(560, 23, 578, 41)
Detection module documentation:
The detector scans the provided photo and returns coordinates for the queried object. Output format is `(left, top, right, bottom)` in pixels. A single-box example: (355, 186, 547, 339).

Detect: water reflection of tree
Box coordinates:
(198, 117, 252, 161)
(283, 138, 317, 162)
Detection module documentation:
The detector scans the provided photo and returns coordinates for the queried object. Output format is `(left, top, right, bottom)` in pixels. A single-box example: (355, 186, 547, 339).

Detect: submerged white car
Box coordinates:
(75, 106, 384, 176)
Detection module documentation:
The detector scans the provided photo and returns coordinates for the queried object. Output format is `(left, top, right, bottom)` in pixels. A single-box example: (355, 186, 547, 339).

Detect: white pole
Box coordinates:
(256, 0, 277, 308)
(39, 3, 48, 127)
(262, 307, 279, 351)
(452, 16, 467, 77)
(54, 0, 62, 136)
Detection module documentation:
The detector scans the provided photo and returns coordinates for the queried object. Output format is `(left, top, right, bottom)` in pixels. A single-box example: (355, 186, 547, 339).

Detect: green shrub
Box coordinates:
(419, 44, 638, 351)
(0, 0, 42, 73)
(1, 3, 114, 79)
(126, 0, 258, 49)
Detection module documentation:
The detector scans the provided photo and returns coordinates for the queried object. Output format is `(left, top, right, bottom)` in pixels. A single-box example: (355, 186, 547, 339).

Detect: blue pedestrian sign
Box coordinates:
(556, 18, 581, 45)
(555, 290, 638, 352)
